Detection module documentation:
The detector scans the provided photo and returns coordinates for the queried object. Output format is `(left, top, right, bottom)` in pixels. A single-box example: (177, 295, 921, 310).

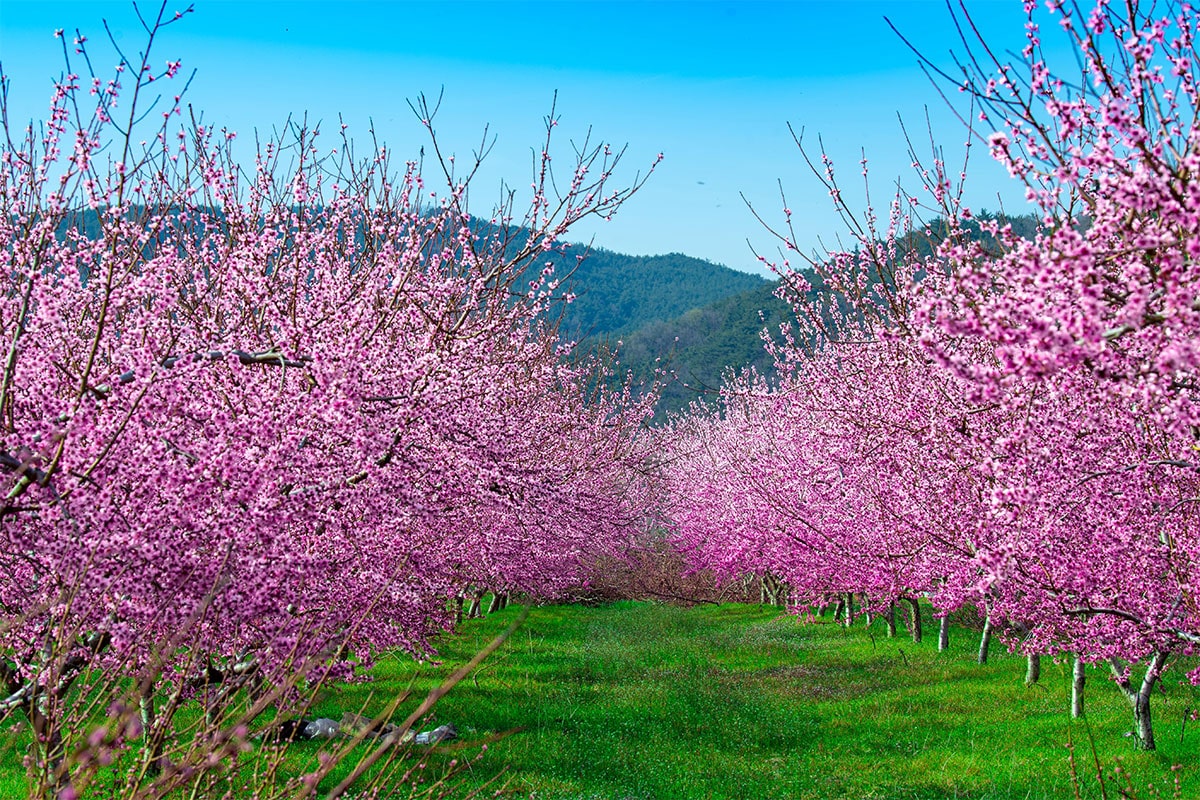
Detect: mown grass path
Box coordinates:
(2, 601, 1196, 798)
(323, 602, 1200, 799)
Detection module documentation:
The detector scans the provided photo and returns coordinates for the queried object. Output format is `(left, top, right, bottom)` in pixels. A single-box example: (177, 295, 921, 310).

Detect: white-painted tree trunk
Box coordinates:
(1025, 653, 1041, 686)
(1071, 655, 1086, 718)
(906, 597, 922, 643)
(1109, 652, 1167, 750)
(977, 615, 993, 664)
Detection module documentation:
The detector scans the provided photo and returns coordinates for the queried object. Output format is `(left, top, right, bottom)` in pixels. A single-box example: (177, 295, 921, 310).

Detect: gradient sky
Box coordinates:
(1, 1, 1052, 275)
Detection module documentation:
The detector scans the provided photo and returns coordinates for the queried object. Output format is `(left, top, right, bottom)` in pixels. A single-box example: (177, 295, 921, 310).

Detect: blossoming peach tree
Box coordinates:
(0, 3, 659, 795)
(663, 0, 1200, 750)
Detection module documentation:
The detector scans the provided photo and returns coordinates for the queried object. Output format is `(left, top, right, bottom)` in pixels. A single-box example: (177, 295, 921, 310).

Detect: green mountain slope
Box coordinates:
(549, 246, 767, 340)
(585, 212, 1045, 420)
(607, 280, 791, 419)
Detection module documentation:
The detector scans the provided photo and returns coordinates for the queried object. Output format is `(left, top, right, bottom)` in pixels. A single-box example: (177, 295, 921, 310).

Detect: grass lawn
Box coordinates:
(312, 601, 1200, 799)
(2, 601, 1197, 799)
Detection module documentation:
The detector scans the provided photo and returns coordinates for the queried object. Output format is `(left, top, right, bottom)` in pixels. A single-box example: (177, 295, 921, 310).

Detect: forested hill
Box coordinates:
(534, 243, 783, 419)
(567, 211, 1044, 420)
(548, 246, 768, 340)
(612, 281, 790, 418)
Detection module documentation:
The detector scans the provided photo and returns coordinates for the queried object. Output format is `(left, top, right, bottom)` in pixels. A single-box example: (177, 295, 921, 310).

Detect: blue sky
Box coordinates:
(1, 1, 1047, 275)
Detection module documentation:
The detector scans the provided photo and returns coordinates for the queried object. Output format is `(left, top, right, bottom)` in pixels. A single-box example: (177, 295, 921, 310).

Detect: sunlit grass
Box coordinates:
(2, 601, 1196, 799)
(342, 601, 1199, 800)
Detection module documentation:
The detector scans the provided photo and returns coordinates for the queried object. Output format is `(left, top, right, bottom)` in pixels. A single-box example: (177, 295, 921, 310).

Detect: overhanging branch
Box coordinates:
(97, 348, 313, 396)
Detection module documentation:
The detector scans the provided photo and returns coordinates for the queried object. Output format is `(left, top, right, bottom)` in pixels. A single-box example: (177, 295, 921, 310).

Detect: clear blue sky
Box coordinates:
(1, 1, 1049, 275)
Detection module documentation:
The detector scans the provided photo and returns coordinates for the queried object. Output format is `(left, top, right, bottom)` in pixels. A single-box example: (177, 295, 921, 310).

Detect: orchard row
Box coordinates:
(2, 1, 1198, 797)
(664, 0, 1200, 754)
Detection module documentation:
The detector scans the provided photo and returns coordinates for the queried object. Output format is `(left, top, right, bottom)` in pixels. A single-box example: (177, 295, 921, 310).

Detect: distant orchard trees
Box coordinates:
(663, 0, 1200, 751)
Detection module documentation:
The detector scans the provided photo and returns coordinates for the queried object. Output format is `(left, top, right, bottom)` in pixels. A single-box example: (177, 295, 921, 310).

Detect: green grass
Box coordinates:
(312, 602, 1200, 799)
(4, 602, 1198, 799)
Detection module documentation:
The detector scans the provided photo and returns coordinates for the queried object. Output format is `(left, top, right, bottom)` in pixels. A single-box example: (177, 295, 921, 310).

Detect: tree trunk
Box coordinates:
(1025, 653, 1041, 686)
(1133, 687, 1155, 750)
(842, 593, 854, 628)
(27, 700, 69, 798)
(906, 597, 922, 643)
(1071, 655, 1086, 718)
(937, 615, 950, 652)
(467, 590, 483, 619)
(760, 574, 788, 607)
(1109, 651, 1167, 751)
(884, 603, 896, 638)
(977, 615, 993, 664)
(832, 598, 845, 622)
(454, 594, 464, 625)
(139, 687, 167, 777)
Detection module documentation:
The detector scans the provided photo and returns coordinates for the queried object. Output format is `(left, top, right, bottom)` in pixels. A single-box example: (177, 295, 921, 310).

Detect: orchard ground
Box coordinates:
(5, 600, 1193, 799)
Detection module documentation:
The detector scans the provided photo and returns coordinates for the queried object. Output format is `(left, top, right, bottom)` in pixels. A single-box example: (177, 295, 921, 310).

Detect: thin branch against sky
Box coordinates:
(1, 0, 1048, 274)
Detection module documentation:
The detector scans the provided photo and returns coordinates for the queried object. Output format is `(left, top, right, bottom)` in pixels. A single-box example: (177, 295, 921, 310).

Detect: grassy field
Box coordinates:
(313, 602, 1199, 799)
(3, 601, 1198, 799)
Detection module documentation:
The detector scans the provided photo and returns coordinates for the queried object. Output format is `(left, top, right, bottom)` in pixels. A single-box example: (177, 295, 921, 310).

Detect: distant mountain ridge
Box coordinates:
(547, 245, 768, 341)
(538, 241, 785, 419)
(561, 211, 1044, 420)
(613, 280, 789, 417)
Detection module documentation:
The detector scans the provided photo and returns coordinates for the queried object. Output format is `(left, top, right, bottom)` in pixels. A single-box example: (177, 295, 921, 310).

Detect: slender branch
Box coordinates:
(325, 607, 530, 799)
